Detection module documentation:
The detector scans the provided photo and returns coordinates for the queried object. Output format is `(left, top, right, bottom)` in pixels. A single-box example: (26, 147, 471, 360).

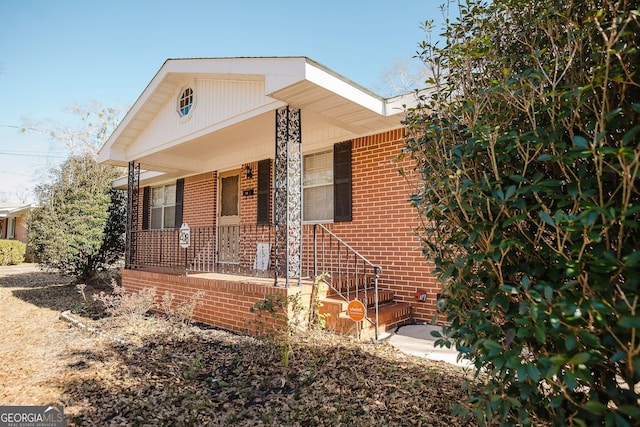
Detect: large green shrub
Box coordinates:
(404, 1, 639, 425)
(0, 240, 26, 265)
(28, 154, 126, 282)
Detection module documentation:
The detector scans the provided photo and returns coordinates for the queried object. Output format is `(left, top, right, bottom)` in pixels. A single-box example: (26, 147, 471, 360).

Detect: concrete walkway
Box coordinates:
(0, 263, 41, 274)
(385, 324, 472, 367)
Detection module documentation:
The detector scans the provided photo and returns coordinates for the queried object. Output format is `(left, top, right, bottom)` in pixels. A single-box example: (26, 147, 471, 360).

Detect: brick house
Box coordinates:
(0, 203, 34, 244)
(98, 57, 440, 339)
(0, 203, 35, 262)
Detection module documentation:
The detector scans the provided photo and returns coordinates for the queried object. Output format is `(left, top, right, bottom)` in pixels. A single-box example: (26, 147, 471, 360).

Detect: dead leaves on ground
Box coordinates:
(1, 268, 475, 426)
(60, 322, 475, 426)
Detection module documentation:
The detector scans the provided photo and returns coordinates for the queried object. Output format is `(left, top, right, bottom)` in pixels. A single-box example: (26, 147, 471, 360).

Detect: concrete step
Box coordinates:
(322, 288, 395, 308)
(325, 277, 377, 297)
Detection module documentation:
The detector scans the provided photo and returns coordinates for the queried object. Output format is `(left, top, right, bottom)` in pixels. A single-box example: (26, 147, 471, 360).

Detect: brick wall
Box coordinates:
(15, 215, 29, 244)
(123, 269, 293, 333)
(327, 129, 440, 322)
(128, 127, 440, 325)
(183, 172, 217, 227)
(240, 162, 259, 225)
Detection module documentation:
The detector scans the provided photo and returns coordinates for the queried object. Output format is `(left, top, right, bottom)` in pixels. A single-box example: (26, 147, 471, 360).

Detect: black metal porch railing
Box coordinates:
(129, 223, 382, 338)
(130, 228, 183, 271)
(200, 224, 275, 277)
(302, 224, 381, 299)
(130, 225, 275, 276)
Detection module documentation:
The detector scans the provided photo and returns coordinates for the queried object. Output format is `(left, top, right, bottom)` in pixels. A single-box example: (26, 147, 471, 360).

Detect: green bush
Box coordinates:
(404, 1, 639, 426)
(28, 154, 126, 282)
(0, 240, 26, 265)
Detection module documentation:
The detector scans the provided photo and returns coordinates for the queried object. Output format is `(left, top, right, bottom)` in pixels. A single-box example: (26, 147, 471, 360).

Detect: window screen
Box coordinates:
(303, 150, 333, 221)
(150, 184, 177, 229)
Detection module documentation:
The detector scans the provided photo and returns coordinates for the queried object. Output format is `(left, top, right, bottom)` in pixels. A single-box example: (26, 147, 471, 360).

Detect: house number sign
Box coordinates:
(179, 223, 191, 248)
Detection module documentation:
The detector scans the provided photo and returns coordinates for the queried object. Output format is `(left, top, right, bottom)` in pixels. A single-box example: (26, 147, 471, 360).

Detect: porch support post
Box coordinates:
(125, 161, 140, 269)
(274, 106, 302, 287)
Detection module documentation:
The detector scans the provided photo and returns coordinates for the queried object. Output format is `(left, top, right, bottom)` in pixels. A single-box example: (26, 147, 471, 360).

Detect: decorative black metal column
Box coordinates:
(274, 107, 302, 287)
(125, 161, 140, 269)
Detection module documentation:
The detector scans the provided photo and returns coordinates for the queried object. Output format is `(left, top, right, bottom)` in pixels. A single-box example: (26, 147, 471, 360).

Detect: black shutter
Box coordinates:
(142, 186, 150, 230)
(174, 178, 184, 228)
(257, 159, 271, 225)
(334, 140, 352, 222)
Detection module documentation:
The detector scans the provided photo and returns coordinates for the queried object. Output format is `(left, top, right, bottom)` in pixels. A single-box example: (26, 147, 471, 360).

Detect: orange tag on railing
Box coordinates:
(347, 300, 366, 322)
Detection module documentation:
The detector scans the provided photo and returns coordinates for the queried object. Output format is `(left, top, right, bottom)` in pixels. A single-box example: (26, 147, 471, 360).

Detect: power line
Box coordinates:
(0, 150, 67, 159)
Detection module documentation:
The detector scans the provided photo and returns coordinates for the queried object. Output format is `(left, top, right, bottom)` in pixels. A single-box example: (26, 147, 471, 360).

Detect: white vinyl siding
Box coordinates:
(130, 79, 269, 161)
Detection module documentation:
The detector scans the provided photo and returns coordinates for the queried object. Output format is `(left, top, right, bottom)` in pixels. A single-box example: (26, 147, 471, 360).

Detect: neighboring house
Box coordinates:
(98, 57, 440, 339)
(0, 203, 34, 244)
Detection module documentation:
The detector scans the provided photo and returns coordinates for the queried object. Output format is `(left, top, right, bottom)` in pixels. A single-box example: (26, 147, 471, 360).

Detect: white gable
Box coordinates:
(126, 78, 276, 163)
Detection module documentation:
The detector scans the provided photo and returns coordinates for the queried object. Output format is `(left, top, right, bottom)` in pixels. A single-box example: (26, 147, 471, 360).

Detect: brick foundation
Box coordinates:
(122, 269, 312, 334)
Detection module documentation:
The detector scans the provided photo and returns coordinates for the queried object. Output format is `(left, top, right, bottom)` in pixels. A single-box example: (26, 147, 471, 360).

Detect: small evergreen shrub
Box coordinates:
(0, 240, 26, 265)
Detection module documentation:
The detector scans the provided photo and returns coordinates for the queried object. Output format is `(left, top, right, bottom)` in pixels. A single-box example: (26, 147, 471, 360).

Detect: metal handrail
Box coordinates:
(306, 224, 382, 340)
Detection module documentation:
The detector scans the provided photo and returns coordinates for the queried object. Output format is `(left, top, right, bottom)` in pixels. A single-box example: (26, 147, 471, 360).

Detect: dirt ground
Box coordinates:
(0, 264, 475, 426)
(0, 264, 95, 407)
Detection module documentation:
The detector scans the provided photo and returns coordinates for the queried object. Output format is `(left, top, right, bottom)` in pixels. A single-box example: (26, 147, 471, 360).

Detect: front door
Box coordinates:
(218, 170, 241, 264)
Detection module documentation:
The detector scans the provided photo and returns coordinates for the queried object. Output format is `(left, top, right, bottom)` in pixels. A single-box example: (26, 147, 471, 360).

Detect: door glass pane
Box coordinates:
(221, 175, 239, 217)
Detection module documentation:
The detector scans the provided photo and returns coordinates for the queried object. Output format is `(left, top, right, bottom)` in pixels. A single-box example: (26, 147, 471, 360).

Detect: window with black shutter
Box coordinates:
(142, 187, 150, 230)
(257, 159, 271, 224)
(333, 140, 352, 222)
(302, 141, 352, 222)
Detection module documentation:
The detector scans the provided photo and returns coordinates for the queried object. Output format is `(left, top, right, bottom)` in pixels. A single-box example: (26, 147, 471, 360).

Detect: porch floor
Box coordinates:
(187, 271, 315, 288)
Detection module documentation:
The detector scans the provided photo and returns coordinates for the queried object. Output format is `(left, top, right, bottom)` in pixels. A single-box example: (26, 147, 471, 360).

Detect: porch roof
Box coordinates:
(0, 203, 37, 218)
(98, 57, 419, 186)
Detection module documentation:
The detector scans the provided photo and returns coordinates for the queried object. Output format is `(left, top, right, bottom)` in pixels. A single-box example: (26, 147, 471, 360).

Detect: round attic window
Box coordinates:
(178, 87, 194, 117)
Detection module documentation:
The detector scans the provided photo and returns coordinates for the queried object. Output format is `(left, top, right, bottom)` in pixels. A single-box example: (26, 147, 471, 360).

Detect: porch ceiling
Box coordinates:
(136, 110, 277, 176)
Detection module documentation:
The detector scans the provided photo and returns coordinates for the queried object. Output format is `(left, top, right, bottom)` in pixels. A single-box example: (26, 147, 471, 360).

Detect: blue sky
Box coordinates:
(0, 0, 445, 203)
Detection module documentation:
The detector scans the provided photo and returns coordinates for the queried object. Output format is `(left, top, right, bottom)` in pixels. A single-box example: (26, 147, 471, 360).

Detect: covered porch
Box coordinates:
(125, 220, 386, 339)
(99, 57, 419, 339)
